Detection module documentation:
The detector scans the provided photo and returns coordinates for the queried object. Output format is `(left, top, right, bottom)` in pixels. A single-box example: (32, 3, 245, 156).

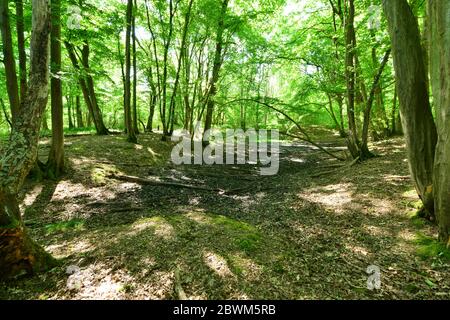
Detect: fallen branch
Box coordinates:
(310, 156, 360, 178)
(221, 98, 347, 162)
(174, 268, 188, 300)
(107, 173, 221, 192)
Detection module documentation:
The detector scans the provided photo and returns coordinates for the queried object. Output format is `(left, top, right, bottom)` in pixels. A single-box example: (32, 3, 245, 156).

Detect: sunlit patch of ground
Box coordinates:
(1, 132, 449, 300)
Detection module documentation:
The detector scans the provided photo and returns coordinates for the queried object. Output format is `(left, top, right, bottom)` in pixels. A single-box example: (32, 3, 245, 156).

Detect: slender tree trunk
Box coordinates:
(42, 110, 49, 131)
(132, 0, 139, 134)
(391, 87, 398, 135)
(75, 95, 84, 128)
(168, 0, 194, 135)
(65, 41, 108, 135)
(47, 0, 65, 177)
(81, 42, 109, 135)
(0, 0, 20, 122)
(124, 0, 137, 143)
(15, 0, 28, 100)
(383, 0, 438, 216)
(0, 0, 56, 279)
(360, 49, 391, 154)
(146, 68, 157, 132)
(68, 96, 74, 129)
(344, 0, 361, 159)
(428, 0, 450, 244)
(203, 0, 229, 144)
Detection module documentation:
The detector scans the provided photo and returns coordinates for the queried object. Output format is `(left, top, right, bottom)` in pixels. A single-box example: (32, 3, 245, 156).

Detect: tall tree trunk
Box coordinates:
(65, 41, 108, 135)
(146, 68, 157, 132)
(42, 109, 49, 131)
(47, 0, 65, 177)
(168, 0, 194, 135)
(75, 95, 84, 128)
(428, 0, 450, 244)
(0, 0, 20, 122)
(160, 0, 176, 139)
(383, 0, 438, 216)
(15, 0, 28, 100)
(124, 0, 137, 143)
(132, 0, 139, 134)
(81, 42, 109, 135)
(0, 0, 56, 279)
(391, 87, 398, 135)
(344, 0, 361, 159)
(203, 0, 229, 144)
(360, 49, 391, 154)
(68, 96, 74, 129)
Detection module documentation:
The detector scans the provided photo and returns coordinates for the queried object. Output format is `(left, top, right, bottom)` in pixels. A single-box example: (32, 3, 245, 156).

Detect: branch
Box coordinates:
(0, 98, 12, 130)
(222, 98, 346, 161)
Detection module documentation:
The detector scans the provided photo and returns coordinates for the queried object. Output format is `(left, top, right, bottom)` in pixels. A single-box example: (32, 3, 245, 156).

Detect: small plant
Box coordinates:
(45, 219, 85, 235)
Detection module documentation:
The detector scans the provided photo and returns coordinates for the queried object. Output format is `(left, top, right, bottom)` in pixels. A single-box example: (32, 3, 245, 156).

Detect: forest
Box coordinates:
(0, 0, 449, 300)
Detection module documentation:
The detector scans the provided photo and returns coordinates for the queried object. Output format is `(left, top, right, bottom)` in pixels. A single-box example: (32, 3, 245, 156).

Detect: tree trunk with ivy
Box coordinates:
(0, 0, 56, 279)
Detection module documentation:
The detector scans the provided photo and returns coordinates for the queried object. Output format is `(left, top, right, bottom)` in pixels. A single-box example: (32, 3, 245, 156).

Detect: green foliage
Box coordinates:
(414, 233, 450, 262)
(44, 219, 85, 235)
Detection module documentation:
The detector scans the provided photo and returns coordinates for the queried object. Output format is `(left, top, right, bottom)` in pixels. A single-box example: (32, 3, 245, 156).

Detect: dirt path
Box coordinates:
(0, 131, 449, 300)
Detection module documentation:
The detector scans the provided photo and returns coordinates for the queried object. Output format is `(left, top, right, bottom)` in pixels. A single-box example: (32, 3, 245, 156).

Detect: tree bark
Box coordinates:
(75, 95, 84, 128)
(344, 0, 361, 159)
(0, 0, 56, 279)
(15, 0, 28, 100)
(0, 0, 20, 122)
(81, 42, 109, 135)
(168, 0, 194, 135)
(428, 0, 450, 243)
(124, 0, 137, 143)
(65, 41, 109, 135)
(132, 0, 139, 134)
(383, 0, 438, 215)
(203, 0, 229, 144)
(47, 0, 65, 177)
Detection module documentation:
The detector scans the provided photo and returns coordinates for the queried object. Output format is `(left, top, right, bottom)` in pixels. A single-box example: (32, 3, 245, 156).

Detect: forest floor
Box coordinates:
(0, 128, 449, 300)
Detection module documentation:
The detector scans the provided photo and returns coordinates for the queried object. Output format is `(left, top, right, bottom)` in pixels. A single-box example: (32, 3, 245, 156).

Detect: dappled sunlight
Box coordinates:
(363, 225, 391, 238)
(344, 243, 371, 257)
(203, 251, 235, 279)
(65, 263, 134, 300)
(21, 184, 44, 207)
(185, 211, 210, 225)
(46, 239, 93, 258)
(287, 157, 306, 163)
(366, 198, 395, 216)
(383, 174, 411, 186)
(51, 180, 116, 202)
(230, 254, 262, 281)
(291, 222, 327, 241)
(299, 183, 353, 211)
(128, 217, 175, 240)
(397, 229, 417, 242)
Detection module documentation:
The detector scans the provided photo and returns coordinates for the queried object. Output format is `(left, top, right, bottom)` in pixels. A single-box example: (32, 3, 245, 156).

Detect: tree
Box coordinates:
(65, 40, 109, 135)
(428, 0, 450, 244)
(0, 0, 56, 279)
(383, 0, 437, 217)
(203, 0, 229, 144)
(124, 0, 137, 143)
(75, 95, 84, 128)
(0, 0, 20, 122)
(47, 0, 65, 177)
(15, 0, 28, 100)
(168, 0, 194, 135)
(132, 0, 139, 134)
